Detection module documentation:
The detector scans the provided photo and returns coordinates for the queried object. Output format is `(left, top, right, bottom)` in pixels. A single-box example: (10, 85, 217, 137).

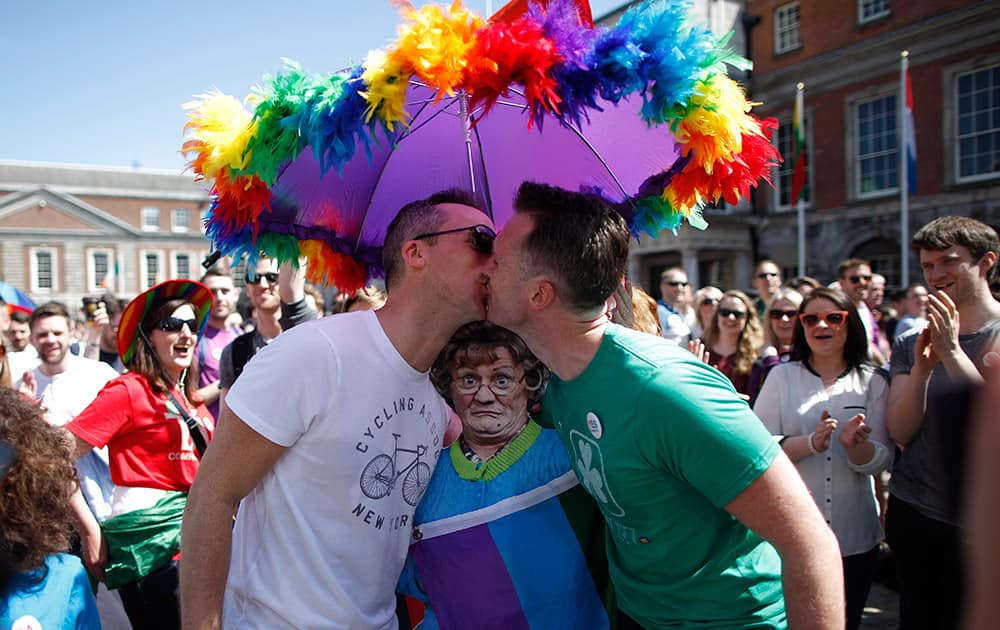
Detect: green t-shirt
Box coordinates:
(540, 325, 785, 628)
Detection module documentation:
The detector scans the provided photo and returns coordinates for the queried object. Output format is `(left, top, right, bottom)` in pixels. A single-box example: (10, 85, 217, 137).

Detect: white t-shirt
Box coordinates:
(32, 355, 120, 521)
(7, 347, 39, 383)
(223, 310, 450, 629)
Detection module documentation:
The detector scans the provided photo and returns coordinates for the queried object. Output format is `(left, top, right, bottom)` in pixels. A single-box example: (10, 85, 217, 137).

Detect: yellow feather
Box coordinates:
(182, 92, 256, 179)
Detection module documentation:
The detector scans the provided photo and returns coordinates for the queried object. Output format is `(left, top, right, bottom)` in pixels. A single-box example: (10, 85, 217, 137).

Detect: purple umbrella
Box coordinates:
(184, 1, 777, 292)
(261, 80, 680, 277)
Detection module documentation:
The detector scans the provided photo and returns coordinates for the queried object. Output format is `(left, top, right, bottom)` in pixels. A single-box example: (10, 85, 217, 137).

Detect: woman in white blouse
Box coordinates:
(753, 288, 891, 630)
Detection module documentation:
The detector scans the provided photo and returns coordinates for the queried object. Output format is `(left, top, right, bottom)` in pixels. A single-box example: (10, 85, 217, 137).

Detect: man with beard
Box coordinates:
(886, 216, 1000, 630)
(16, 302, 130, 629)
(196, 267, 243, 419)
(181, 190, 495, 628)
(486, 182, 843, 629)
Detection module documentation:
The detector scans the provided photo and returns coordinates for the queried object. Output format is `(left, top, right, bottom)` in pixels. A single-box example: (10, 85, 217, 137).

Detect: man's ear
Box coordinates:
(979, 250, 998, 278)
(528, 278, 556, 311)
(401, 240, 427, 272)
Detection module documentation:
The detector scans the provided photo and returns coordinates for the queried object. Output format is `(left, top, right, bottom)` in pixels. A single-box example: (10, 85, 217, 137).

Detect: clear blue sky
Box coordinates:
(0, 0, 624, 171)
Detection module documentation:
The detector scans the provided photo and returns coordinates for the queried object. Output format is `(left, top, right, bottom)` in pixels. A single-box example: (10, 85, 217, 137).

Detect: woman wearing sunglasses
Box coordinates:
(698, 290, 763, 396)
(747, 288, 804, 406)
(752, 288, 891, 630)
(64, 279, 215, 629)
(690, 285, 723, 340)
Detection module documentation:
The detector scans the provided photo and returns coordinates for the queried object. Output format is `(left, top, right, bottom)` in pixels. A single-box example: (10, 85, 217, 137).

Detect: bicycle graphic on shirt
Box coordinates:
(359, 433, 431, 506)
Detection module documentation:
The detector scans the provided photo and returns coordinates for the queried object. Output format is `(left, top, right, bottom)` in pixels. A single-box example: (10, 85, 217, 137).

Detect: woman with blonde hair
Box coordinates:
(748, 288, 804, 405)
(699, 290, 763, 396)
(690, 285, 723, 339)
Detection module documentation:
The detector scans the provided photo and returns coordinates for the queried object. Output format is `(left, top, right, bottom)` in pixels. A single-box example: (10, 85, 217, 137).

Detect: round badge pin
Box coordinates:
(586, 412, 603, 439)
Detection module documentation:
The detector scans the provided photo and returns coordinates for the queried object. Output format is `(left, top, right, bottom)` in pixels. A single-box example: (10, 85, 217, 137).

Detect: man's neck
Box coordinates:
(208, 317, 228, 331)
(38, 357, 70, 377)
(256, 309, 282, 340)
(957, 288, 1000, 334)
(517, 314, 606, 382)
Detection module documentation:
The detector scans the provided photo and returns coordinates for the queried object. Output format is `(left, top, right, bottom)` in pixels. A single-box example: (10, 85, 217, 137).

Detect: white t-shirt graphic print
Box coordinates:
(223, 311, 449, 629)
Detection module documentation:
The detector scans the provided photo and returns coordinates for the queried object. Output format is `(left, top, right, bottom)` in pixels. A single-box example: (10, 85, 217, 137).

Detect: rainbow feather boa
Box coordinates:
(183, 0, 779, 292)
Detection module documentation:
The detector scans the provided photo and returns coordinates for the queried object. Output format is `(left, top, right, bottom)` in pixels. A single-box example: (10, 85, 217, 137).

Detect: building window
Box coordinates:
(174, 253, 191, 279)
(775, 117, 810, 210)
(30, 248, 57, 293)
(956, 64, 1000, 182)
(141, 251, 164, 289)
(858, 0, 890, 24)
(141, 206, 160, 232)
(172, 208, 190, 233)
(774, 3, 801, 55)
(856, 94, 899, 196)
(87, 249, 115, 292)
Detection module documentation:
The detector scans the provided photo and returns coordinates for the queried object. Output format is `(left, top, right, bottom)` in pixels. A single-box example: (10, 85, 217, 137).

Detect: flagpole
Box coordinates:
(795, 82, 806, 277)
(899, 51, 910, 287)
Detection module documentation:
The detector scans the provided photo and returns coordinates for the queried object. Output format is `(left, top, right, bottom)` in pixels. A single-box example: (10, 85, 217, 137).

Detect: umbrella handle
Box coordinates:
(460, 93, 476, 195)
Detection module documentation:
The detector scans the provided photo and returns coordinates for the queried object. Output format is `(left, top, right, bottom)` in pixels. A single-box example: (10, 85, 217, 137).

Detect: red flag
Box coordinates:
(790, 85, 807, 203)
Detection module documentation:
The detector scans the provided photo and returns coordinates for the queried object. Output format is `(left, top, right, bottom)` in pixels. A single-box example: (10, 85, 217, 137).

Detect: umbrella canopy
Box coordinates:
(0, 281, 36, 315)
(183, 0, 779, 292)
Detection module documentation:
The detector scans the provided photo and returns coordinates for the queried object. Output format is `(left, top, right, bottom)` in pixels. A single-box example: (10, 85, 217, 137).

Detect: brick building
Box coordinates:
(746, 0, 1000, 287)
(0, 161, 212, 310)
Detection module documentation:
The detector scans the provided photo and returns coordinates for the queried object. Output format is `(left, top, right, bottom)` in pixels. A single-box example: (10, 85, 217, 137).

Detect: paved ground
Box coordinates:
(860, 581, 899, 629)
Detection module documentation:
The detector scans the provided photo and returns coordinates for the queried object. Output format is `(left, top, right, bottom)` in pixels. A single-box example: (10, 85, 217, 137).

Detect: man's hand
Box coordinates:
(926, 291, 960, 360)
(17, 370, 37, 400)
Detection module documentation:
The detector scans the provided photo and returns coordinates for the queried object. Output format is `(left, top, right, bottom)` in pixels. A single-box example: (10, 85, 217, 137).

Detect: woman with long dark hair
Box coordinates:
(66, 280, 215, 629)
(752, 288, 891, 630)
(1, 388, 100, 627)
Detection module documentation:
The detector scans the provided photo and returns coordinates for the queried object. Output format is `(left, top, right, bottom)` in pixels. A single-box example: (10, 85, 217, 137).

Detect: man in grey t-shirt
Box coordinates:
(886, 216, 1000, 630)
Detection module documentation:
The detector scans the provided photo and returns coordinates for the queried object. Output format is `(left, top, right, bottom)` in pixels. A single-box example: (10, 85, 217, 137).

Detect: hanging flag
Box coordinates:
(790, 83, 807, 203)
(903, 66, 917, 194)
(100, 259, 119, 290)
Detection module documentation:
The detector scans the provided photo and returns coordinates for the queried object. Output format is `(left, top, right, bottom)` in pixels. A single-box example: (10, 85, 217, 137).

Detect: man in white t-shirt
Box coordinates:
(17, 301, 131, 630)
(5, 310, 40, 381)
(181, 190, 495, 629)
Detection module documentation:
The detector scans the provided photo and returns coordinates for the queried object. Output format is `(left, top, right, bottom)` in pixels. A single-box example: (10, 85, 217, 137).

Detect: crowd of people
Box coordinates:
(2, 190, 999, 629)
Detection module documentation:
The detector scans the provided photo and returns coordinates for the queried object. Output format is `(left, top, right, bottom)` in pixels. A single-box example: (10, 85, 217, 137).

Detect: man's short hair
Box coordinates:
(755, 258, 779, 271)
(200, 265, 232, 283)
(837, 257, 870, 279)
(659, 267, 686, 281)
(912, 216, 1000, 264)
(381, 188, 484, 290)
(28, 302, 71, 330)
(514, 182, 629, 313)
(10, 311, 29, 325)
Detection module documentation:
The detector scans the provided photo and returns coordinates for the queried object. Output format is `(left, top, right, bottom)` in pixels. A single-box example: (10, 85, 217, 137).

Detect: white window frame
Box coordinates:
(858, 0, 890, 24)
(772, 112, 812, 213)
(140, 250, 165, 289)
(171, 207, 190, 233)
(86, 247, 115, 293)
(171, 252, 193, 280)
(28, 246, 58, 294)
(141, 206, 160, 232)
(953, 62, 1000, 185)
(774, 3, 801, 55)
(850, 90, 900, 200)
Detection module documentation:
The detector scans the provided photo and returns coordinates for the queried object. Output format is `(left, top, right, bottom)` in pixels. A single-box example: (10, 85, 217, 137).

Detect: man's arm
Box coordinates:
(725, 453, 844, 630)
(886, 329, 935, 445)
(68, 433, 107, 581)
(180, 400, 287, 630)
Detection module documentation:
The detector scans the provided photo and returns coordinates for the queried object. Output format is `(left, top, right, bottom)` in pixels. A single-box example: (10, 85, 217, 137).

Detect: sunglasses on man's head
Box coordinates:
(718, 308, 748, 319)
(156, 317, 199, 333)
(245, 271, 280, 286)
(799, 311, 848, 327)
(848, 274, 873, 284)
(769, 309, 799, 320)
(413, 224, 496, 254)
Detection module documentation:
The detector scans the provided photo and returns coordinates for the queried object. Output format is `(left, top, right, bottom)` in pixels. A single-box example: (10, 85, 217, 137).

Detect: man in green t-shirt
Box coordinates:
(487, 182, 843, 629)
